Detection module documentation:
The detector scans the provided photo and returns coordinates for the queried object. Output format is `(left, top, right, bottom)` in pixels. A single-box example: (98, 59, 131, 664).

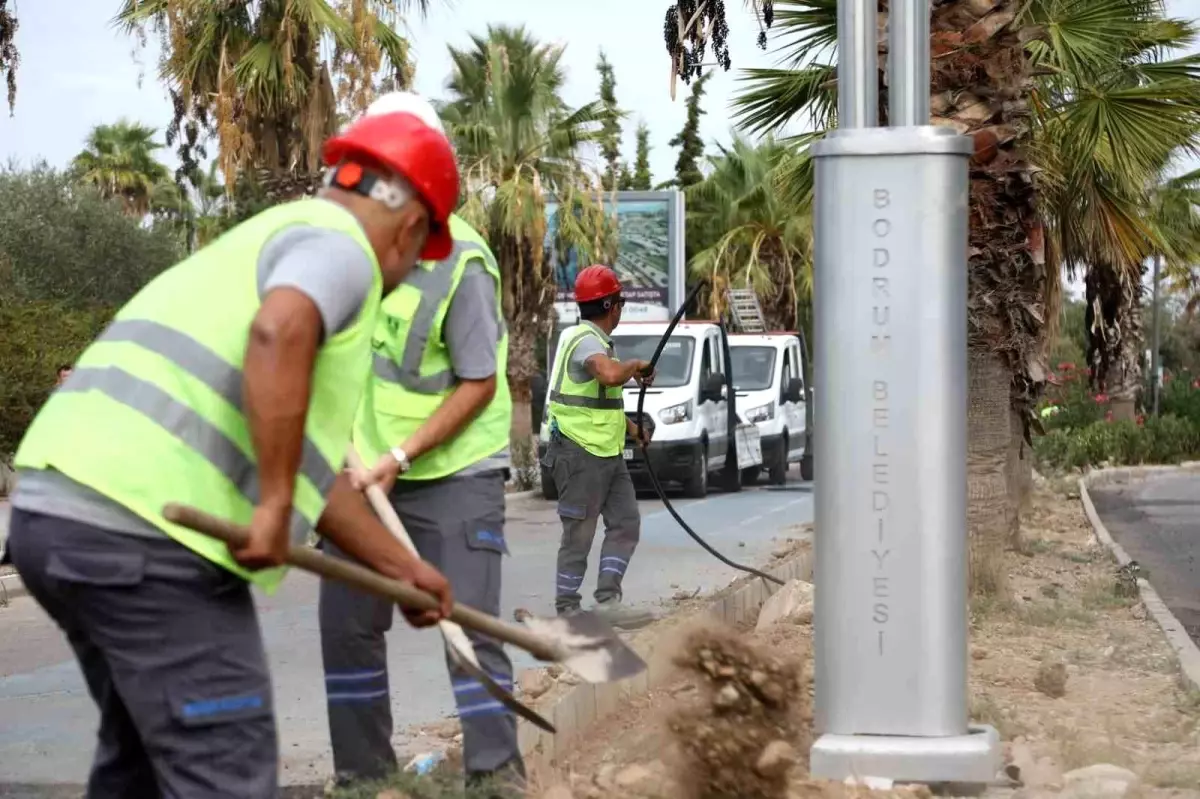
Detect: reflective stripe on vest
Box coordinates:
(61, 318, 339, 543)
(370, 240, 504, 394)
(548, 332, 624, 410)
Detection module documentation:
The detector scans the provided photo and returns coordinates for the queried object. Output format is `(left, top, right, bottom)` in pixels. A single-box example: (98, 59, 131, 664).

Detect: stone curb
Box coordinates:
(0, 572, 26, 604)
(1078, 467, 1200, 694)
(516, 549, 814, 775)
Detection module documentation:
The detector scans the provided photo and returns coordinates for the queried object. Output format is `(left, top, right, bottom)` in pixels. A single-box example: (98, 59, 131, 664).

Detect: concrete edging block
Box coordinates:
(1079, 468, 1200, 694)
(0, 573, 26, 604)
(519, 548, 814, 773)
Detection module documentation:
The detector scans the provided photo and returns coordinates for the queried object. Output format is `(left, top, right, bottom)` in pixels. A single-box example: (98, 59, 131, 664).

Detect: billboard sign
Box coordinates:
(546, 190, 685, 324)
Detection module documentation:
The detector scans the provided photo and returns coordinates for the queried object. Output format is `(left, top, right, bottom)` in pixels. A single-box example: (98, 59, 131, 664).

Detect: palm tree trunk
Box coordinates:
(1086, 266, 1143, 420)
(967, 350, 1012, 595)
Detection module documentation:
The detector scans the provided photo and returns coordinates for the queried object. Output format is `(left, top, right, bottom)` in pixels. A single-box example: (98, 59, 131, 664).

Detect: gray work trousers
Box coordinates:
(8, 509, 277, 799)
(318, 470, 523, 784)
(544, 434, 641, 613)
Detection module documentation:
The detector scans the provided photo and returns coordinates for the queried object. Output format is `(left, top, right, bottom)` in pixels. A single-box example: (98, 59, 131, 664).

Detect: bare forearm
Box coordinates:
(316, 473, 417, 579)
(399, 377, 496, 461)
(595, 359, 640, 387)
(244, 300, 319, 510)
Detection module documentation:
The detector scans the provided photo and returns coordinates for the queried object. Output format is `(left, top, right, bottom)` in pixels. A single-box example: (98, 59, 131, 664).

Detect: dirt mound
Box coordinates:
(667, 624, 810, 799)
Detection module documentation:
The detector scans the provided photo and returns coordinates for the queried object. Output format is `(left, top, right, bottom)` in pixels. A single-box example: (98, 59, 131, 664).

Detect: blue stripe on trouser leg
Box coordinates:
(396, 471, 525, 782)
(595, 456, 641, 605)
(318, 541, 398, 782)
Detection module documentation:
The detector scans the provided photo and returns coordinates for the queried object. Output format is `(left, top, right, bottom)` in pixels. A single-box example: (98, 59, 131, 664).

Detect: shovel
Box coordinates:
(343, 450, 555, 733)
(162, 503, 646, 687)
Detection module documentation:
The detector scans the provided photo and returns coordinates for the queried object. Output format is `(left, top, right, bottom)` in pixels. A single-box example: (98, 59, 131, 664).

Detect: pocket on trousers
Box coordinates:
(168, 671, 274, 729)
(464, 526, 509, 556)
(45, 549, 146, 588)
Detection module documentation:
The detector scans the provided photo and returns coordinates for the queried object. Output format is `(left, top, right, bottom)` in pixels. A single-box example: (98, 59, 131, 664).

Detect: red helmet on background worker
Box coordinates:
(322, 99, 459, 260)
(575, 264, 623, 304)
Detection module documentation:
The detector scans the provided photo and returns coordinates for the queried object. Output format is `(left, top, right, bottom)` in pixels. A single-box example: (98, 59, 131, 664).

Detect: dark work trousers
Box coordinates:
(544, 434, 641, 613)
(318, 470, 523, 785)
(7, 509, 277, 799)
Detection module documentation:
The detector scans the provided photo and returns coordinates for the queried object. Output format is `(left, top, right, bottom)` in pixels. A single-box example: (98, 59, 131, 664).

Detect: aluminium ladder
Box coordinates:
(726, 287, 767, 333)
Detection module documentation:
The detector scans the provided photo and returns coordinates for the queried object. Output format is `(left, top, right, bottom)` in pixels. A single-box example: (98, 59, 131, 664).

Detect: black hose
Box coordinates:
(633, 286, 784, 586)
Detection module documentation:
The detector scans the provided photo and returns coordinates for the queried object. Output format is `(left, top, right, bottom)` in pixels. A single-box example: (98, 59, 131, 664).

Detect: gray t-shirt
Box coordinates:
(13, 220, 378, 539)
(566, 322, 612, 384)
(439, 260, 510, 476)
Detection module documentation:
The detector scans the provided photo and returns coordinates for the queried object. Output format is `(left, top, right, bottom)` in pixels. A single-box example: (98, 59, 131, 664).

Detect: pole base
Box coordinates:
(810, 724, 1001, 785)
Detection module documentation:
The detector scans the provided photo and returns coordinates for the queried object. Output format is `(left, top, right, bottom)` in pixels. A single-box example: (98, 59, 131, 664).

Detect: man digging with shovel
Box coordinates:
(318, 92, 527, 794)
(3, 109, 459, 799)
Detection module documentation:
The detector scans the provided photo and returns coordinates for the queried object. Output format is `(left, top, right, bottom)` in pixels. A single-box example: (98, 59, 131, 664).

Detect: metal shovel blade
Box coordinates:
(514, 608, 646, 684)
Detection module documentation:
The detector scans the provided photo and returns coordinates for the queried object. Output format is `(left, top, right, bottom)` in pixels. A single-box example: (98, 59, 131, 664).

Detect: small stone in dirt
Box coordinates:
(739, 541, 746, 547)
(613, 762, 661, 789)
(1061, 764, 1139, 799)
(1040, 584, 1059, 599)
(546, 664, 564, 678)
(754, 740, 797, 778)
(1034, 661, 1067, 698)
(519, 669, 552, 699)
(540, 785, 575, 799)
(971, 647, 987, 660)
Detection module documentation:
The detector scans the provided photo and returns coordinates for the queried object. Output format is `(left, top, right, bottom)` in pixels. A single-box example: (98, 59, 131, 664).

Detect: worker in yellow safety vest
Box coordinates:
(316, 93, 525, 793)
(5, 109, 459, 799)
(543, 265, 659, 630)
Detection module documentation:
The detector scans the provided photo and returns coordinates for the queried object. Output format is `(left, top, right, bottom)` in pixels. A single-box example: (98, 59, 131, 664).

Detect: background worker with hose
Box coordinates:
(543, 264, 658, 630)
(320, 93, 525, 792)
(3, 109, 458, 799)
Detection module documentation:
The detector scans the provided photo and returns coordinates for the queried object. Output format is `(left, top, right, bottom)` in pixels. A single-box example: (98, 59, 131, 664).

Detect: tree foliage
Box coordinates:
(71, 120, 171, 217)
(0, 165, 184, 455)
(631, 122, 653, 190)
(596, 50, 626, 192)
(663, 0, 775, 99)
(115, 0, 423, 191)
(668, 71, 710, 189)
(0, 0, 16, 114)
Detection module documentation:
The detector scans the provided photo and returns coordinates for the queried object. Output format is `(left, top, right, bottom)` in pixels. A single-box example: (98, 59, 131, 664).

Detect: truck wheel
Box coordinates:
(800, 453, 814, 482)
(769, 433, 788, 485)
(682, 441, 708, 498)
(741, 466, 761, 485)
(540, 466, 558, 500)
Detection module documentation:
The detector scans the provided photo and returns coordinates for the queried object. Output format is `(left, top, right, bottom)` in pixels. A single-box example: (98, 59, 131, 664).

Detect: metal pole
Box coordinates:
(888, 0, 931, 127)
(809, 0, 1000, 783)
(1151, 253, 1162, 416)
(837, 0, 878, 128)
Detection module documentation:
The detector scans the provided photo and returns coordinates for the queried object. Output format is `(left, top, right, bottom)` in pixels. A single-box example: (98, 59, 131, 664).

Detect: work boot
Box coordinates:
(592, 598, 657, 630)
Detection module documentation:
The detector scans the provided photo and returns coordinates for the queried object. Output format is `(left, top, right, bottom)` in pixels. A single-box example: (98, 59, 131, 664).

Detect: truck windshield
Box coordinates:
(611, 335, 695, 388)
(730, 346, 776, 391)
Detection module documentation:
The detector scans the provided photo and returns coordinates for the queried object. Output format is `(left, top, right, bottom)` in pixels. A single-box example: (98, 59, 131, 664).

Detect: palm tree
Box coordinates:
(731, 0, 1200, 592)
(71, 120, 171, 217)
(686, 135, 814, 331)
(115, 0, 429, 193)
(439, 25, 613, 460)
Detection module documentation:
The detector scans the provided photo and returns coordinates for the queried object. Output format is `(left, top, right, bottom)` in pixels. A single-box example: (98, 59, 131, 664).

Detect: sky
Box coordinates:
(3, 0, 1200, 304)
(0, 0, 779, 184)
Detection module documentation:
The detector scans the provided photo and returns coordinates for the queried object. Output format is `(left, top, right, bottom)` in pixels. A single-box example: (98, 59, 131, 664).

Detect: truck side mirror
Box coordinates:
(784, 377, 805, 404)
(701, 372, 725, 403)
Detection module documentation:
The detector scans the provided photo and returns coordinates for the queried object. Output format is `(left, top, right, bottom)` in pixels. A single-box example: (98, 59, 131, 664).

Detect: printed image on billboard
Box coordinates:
(545, 193, 674, 312)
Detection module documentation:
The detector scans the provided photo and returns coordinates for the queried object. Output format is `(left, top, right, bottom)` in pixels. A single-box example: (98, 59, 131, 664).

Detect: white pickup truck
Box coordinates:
(727, 332, 812, 484)
(538, 320, 761, 498)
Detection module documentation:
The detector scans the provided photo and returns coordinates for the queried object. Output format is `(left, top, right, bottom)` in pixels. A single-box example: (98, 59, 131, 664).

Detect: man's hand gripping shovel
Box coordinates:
(342, 449, 553, 733)
(161, 496, 646, 734)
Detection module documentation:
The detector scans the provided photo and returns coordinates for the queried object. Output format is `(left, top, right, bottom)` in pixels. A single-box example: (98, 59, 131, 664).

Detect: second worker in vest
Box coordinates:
(544, 265, 658, 630)
(318, 93, 524, 793)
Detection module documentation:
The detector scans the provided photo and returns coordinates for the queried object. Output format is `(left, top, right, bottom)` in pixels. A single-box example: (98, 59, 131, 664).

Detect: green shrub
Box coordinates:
(1038, 362, 1107, 432)
(0, 301, 114, 456)
(1034, 414, 1200, 471)
(1159, 371, 1200, 426)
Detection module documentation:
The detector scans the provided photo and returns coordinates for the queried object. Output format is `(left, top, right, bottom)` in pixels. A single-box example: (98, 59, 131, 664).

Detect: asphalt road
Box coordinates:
(1090, 473, 1200, 645)
(0, 475, 812, 790)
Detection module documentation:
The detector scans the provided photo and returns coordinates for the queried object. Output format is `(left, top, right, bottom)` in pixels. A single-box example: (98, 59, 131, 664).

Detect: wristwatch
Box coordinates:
(390, 447, 411, 473)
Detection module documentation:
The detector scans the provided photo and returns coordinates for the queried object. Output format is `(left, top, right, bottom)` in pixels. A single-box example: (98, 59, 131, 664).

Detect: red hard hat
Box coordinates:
(575, 264, 622, 303)
(322, 112, 460, 260)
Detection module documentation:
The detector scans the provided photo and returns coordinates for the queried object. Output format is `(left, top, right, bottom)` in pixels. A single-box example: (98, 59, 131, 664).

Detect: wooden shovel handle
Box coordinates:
(161, 503, 561, 662)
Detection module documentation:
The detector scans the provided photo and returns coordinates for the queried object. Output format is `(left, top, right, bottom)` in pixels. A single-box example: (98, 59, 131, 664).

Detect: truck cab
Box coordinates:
(538, 321, 737, 498)
(727, 332, 809, 484)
